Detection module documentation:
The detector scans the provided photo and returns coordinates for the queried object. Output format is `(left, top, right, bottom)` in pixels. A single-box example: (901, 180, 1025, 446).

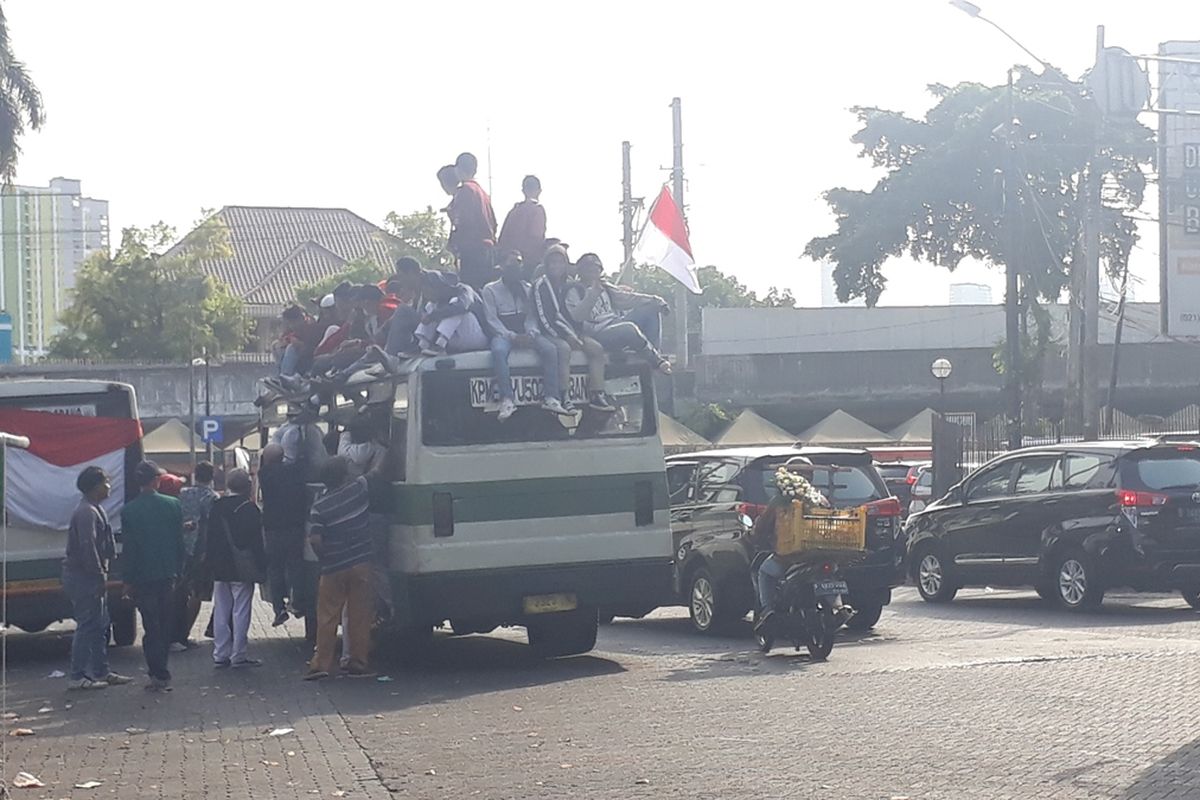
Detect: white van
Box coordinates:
(267, 351, 674, 656)
(0, 380, 143, 644)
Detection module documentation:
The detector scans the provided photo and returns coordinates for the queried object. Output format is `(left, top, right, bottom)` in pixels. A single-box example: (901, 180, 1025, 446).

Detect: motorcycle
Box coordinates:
(749, 547, 857, 660)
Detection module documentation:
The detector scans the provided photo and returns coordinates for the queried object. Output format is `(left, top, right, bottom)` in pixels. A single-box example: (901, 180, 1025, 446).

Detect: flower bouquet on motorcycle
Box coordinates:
(749, 460, 868, 659)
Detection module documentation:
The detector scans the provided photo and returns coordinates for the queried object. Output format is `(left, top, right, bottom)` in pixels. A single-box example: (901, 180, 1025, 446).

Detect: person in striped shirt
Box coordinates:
(303, 456, 377, 680)
(532, 245, 614, 413)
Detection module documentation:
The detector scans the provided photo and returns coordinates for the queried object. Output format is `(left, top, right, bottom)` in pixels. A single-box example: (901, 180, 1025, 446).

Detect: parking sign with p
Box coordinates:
(200, 416, 223, 444)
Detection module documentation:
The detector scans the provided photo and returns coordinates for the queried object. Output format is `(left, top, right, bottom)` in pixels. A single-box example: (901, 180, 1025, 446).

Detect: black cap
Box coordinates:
(333, 281, 355, 297)
(357, 283, 384, 302)
(133, 460, 166, 487)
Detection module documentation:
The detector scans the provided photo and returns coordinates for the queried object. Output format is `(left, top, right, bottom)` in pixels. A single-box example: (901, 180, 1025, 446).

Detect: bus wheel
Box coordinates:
(527, 607, 599, 658)
(110, 603, 137, 647)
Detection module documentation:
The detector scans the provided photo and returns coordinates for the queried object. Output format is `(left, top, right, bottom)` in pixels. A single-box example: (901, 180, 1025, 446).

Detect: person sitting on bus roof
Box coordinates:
(532, 245, 615, 413)
(565, 253, 672, 375)
(415, 268, 491, 357)
(378, 256, 425, 359)
(482, 250, 572, 420)
(276, 305, 321, 378)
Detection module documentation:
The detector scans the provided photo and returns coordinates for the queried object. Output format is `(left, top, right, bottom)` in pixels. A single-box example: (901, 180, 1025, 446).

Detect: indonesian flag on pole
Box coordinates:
(0, 409, 142, 531)
(634, 186, 702, 294)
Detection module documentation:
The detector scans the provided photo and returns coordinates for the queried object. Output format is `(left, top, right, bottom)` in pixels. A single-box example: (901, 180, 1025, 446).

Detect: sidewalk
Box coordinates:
(0, 599, 392, 799)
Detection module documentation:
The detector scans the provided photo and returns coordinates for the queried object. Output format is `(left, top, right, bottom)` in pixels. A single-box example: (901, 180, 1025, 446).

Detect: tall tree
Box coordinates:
(804, 69, 1154, 313)
(50, 218, 249, 360)
(0, 5, 43, 183)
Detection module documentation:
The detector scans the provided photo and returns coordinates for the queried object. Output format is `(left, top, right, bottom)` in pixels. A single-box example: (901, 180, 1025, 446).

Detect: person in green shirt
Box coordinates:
(121, 460, 184, 692)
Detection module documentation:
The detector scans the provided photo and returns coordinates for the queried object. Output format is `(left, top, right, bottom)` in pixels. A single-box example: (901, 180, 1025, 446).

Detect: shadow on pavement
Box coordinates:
(902, 588, 1200, 629)
(1120, 734, 1200, 798)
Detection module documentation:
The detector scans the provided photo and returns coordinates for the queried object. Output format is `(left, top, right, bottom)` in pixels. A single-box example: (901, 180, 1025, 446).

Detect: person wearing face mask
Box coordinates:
(564, 252, 672, 374)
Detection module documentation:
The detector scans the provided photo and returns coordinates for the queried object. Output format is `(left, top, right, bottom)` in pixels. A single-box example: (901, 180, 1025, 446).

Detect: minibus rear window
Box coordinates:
(421, 364, 655, 446)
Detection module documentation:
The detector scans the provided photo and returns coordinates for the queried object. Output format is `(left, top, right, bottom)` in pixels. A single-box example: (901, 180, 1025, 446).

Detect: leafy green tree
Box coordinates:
(49, 218, 249, 360)
(0, 6, 43, 184)
(805, 69, 1153, 305)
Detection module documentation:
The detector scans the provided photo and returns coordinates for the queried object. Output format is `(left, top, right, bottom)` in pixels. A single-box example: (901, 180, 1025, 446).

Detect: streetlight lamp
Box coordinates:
(931, 357, 953, 416)
(192, 349, 214, 461)
(948, 1, 1053, 72)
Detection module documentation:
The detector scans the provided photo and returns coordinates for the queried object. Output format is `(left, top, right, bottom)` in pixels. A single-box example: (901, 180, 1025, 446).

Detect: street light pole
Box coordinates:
(203, 346, 212, 462)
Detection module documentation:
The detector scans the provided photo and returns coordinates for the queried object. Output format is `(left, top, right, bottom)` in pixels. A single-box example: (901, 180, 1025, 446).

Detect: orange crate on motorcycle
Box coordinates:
(774, 500, 867, 556)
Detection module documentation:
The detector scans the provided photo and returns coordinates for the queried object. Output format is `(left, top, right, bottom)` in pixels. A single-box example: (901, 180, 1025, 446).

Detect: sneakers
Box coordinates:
(497, 398, 517, 421)
(232, 658, 263, 668)
(343, 666, 378, 679)
(145, 678, 172, 693)
(753, 610, 775, 633)
(67, 678, 108, 691)
(541, 397, 574, 416)
(587, 391, 617, 413)
(302, 670, 329, 682)
(214, 659, 232, 669)
(102, 672, 133, 686)
(272, 609, 290, 627)
(168, 642, 189, 653)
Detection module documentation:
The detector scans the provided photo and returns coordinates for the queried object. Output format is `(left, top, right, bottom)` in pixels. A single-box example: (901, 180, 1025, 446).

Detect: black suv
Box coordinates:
(906, 438, 1200, 610)
(665, 447, 905, 633)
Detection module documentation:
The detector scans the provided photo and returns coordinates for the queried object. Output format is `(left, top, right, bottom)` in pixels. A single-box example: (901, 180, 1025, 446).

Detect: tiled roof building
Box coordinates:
(169, 206, 398, 318)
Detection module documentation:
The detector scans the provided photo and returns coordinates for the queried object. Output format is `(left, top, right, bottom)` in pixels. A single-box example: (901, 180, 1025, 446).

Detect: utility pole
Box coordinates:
(1004, 69, 1022, 451)
(204, 346, 213, 462)
(1080, 25, 1105, 439)
(188, 329, 196, 473)
(670, 97, 689, 369)
(620, 141, 635, 282)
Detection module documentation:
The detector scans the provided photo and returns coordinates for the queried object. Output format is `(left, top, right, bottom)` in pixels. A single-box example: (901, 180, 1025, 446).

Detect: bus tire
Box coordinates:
(527, 607, 599, 658)
(110, 603, 137, 647)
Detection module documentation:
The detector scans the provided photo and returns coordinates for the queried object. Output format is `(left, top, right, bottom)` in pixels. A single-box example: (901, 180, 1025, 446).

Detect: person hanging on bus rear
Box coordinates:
(532, 244, 614, 413)
(414, 268, 491, 357)
(482, 250, 572, 420)
(565, 253, 672, 375)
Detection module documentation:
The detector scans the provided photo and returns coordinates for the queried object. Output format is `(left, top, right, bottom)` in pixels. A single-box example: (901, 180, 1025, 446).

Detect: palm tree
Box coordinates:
(0, 4, 42, 185)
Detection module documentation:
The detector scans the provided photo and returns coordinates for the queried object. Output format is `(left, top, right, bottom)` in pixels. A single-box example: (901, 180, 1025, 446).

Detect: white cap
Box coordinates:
(319, 293, 336, 309)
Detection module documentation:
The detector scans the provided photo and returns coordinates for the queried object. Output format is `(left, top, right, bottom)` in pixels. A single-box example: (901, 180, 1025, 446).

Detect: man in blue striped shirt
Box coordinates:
(303, 456, 377, 680)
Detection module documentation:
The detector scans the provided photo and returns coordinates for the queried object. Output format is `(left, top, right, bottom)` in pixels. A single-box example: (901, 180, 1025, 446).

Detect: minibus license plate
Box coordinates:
(470, 375, 589, 408)
(814, 580, 848, 596)
(523, 593, 578, 614)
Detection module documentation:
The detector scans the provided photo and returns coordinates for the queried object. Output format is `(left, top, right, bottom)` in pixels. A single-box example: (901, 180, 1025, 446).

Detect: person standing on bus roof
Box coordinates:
(121, 460, 185, 692)
(497, 175, 547, 272)
(63, 466, 133, 691)
(304, 456, 377, 681)
(482, 250, 571, 420)
(532, 245, 615, 413)
(448, 152, 498, 291)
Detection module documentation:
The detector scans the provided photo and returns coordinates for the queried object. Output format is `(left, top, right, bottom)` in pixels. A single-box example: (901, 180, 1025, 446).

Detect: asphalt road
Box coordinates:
(3, 587, 1200, 799)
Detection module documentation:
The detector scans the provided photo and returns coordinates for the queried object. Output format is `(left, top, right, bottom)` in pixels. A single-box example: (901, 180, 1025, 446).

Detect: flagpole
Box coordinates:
(670, 97, 689, 369)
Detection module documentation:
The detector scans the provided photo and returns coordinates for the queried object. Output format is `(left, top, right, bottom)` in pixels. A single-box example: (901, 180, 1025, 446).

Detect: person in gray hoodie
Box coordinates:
(565, 253, 672, 374)
(482, 250, 572, 420)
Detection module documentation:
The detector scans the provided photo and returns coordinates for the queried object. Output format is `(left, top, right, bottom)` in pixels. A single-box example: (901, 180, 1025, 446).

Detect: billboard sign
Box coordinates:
(1160, 41, 1200, 336)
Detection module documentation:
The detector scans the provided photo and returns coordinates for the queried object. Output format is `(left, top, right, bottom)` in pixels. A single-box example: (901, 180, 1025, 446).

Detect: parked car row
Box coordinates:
(634, 435, 1200, 637)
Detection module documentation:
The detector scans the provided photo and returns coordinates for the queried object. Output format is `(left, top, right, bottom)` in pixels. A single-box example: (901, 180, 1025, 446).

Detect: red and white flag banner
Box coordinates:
(0, 409, 142, 531)
(634, 186, 702, 294)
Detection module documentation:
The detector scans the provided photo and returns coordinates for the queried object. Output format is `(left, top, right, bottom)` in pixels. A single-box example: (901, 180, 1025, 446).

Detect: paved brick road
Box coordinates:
(4, 588, 1200, 799)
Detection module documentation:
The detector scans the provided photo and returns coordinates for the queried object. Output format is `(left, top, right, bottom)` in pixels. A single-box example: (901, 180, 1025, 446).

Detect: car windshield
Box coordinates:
(760, 463, 883, 505)
(875, 465, 911, 482)
(1131, 452, 1200, 491)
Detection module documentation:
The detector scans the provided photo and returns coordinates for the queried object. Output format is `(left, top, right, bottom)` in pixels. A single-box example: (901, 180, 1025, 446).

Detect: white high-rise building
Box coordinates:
(949, 282, 993, 305)
(0, 177, 109, 359)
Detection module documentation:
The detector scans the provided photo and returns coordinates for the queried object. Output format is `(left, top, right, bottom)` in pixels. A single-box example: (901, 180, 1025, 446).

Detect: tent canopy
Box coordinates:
(659, 413, 710, 449)
(888, 408, 936, 445)
(798, 409, 892, 446)
(142, 418, 206, 455)
(715, 409, 795, 446)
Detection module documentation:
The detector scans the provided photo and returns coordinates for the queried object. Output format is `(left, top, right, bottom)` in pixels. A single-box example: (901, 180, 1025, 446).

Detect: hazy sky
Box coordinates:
(5, 0, 1183, 307)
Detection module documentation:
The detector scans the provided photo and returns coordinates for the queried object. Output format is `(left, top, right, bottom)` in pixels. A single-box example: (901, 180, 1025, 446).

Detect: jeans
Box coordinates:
(265, 526, 305, 616)
(490, 334, 561, 402)
(755, 554, 787, 615)
(279, 341, 301, 375)
(551, 337, 607, 402)
(134, 580, 174, 682)
(310, 562, 375, 674)
(591, 321, 660, 358)
(621, 303, 663, 349)
(212, 581, 255, 664)
(63, 569, 110, 682)
(383, 306, 420, 356)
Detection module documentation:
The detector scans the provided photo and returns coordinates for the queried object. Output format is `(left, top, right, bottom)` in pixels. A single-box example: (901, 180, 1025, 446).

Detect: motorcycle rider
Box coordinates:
(750, 457, 830, 631)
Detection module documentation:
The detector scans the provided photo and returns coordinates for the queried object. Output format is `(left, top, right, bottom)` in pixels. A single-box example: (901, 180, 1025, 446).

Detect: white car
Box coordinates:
(906, 466, 934, 514)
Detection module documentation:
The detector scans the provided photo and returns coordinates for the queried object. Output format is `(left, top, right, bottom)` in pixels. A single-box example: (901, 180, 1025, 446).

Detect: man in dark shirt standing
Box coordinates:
(121, 460, 185, 692)
(497, 175, 547, 272)
(63, 466, 132, 691)
(259, 443, 310, 628)
(304, 456, 376, 681)
(448, 152, 498, 291)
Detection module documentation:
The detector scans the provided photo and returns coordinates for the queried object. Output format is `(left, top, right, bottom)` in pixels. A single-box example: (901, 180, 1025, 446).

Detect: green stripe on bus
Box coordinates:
(391, 472, 668, 526)
(3, 558, 62, 582)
